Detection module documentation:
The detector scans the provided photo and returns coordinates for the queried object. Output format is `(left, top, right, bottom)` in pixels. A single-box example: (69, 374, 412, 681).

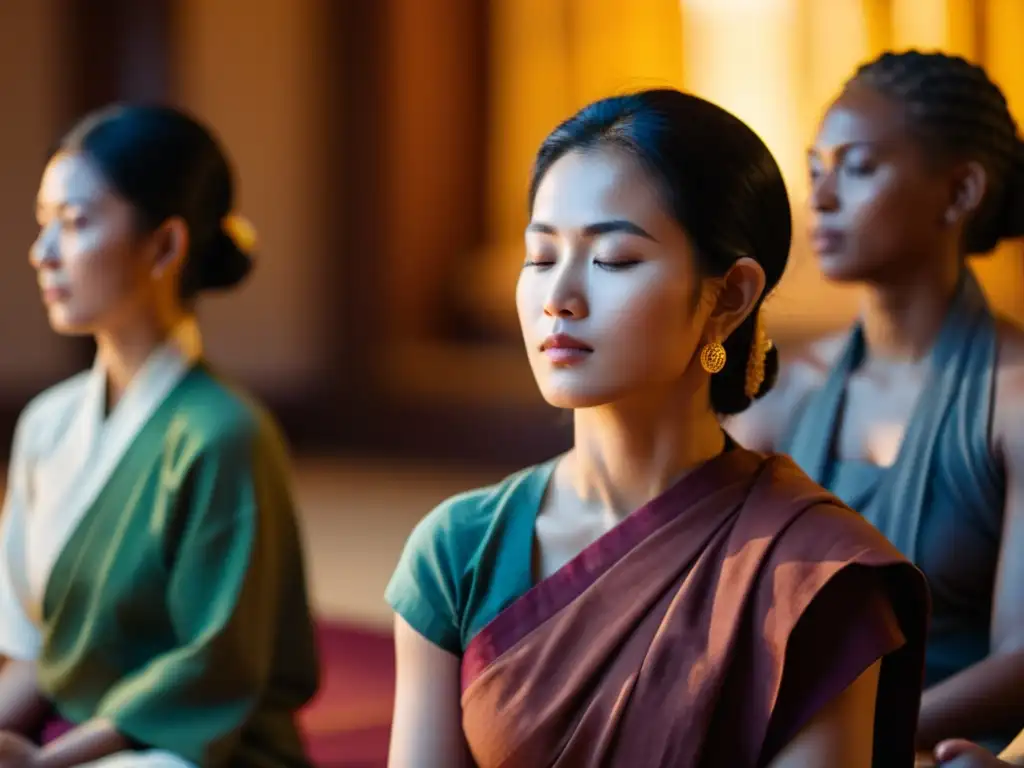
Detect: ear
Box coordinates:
(148, 217, 189, 280)
(943, 160, 987, 226)
(704, 257, 766, 342)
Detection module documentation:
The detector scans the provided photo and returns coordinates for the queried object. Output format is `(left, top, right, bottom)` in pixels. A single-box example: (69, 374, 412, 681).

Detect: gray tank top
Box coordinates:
(781, 271, 1004, 696)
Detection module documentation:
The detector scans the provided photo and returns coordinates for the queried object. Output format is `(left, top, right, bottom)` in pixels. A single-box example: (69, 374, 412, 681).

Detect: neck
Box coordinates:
(568, 380, 725, 516)
(95, 308, 189, 408)
(860, 265, 963, 362)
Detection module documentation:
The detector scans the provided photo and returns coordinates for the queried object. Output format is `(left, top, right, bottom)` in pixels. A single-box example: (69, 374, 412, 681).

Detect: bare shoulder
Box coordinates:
(726, 331, 848, 452)
(995, 315, 1024, 368)
(993, 316, 1024, 452)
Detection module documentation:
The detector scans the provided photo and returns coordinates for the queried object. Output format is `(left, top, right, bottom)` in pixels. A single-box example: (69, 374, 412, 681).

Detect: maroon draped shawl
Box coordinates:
(460, 448, 928, 767)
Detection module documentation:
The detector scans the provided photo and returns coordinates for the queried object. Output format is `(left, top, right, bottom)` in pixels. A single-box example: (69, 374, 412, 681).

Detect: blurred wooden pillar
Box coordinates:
(323, 0, 569, 464)
(56, 0, 175, 124)
(378, 0, 489, 346)
(319, 0, 387, 415)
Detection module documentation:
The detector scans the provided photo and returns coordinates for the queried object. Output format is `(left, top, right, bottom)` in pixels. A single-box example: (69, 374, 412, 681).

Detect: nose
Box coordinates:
(809, 168, 839, 213)
(543, 263, 588, 320)
(30, 223, 59, 270)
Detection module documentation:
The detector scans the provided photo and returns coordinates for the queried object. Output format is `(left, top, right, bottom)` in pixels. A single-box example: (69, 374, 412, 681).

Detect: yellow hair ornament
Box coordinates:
(221, 214, 257, 255)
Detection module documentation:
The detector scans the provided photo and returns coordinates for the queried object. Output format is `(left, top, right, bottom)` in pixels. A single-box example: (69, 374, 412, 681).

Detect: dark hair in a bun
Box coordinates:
(850, 50, 1024, 253)
(199, 227, 254, 293)
(58, 103, 254, 299)
(528, 89, 791, 416)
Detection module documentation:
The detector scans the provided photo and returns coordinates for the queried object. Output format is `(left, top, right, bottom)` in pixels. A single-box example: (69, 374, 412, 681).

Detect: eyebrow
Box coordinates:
(807, 140, 878, 159)
(527, 219, 658, 242)
(35, 197, 93, 215)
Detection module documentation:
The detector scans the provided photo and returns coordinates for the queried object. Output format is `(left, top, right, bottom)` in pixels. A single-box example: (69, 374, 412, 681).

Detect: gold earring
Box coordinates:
(700, 341, 727, 374)
(744, 313, 773, 398)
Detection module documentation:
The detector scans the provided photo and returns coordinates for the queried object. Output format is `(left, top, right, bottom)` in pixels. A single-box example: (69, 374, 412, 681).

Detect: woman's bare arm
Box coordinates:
(0, 658, 48, 734)
(767, 660, 881, 768)
(917, 334, 1024, 747)
(389, 614, 472, 768)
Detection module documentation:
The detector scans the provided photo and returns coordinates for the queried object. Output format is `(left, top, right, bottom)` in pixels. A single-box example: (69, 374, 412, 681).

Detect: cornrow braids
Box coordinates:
(850, 50, 1024, 253)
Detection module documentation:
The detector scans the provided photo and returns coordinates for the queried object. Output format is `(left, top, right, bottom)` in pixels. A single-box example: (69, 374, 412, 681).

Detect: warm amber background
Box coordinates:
(1, 0, 1022, 469)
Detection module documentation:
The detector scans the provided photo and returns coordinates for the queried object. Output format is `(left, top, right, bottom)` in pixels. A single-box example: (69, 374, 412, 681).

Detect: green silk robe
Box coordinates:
(0, 321, 319, 767)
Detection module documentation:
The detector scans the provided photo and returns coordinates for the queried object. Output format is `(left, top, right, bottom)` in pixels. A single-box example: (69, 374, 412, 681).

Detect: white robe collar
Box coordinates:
(21, 317, 204, 622)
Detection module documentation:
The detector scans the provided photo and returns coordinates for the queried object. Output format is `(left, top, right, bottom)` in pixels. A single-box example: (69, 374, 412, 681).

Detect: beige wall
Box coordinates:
(0, 1, 79, 393)
(176, 0, 328, 395)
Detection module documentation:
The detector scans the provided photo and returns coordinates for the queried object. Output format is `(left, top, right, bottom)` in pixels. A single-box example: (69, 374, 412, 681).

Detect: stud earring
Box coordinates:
(700, 341, 727, 374)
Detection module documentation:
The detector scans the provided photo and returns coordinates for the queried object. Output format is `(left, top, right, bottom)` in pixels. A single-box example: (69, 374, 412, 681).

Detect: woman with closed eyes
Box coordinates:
(730, 50, 1024, 756)
(385, 88, 928, 768)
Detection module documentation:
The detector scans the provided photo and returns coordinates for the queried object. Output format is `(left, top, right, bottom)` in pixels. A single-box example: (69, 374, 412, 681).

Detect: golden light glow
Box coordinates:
(472, 0, 1024, 339)
(680, 0, 864, 332)
(890, 0, 975, 56)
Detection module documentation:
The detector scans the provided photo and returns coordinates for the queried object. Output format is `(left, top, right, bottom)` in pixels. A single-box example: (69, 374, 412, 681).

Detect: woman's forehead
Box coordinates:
(531, 149, 666, 229)
(38, 153, 109, 206)
(814, 84, 910, 152)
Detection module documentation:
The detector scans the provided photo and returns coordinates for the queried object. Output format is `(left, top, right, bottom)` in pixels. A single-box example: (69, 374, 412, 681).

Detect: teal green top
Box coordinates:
(385, 460, 556, 654)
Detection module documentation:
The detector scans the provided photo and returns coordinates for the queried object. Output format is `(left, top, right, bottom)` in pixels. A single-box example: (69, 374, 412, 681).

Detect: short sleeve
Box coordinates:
(703, 500, 928, 767)
(0, 412, 43, 660)
(762, 564, 908, 757)
(755, 505, 929, 765)
(385, 502, 464, 655)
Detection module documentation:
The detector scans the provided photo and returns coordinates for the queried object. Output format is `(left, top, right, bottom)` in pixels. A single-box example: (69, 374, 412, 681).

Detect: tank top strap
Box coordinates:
(882, 270, 1001, 559)
(781, 327, 865, 485)
(783, 270, 1001, 559)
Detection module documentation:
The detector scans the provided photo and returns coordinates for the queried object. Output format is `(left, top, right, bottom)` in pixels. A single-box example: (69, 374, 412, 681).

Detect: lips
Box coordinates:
(540, 333, 593, 352)
(540, 333, 592, 365)
(40, 285, 70, 303)
(810, 227, 845, 254)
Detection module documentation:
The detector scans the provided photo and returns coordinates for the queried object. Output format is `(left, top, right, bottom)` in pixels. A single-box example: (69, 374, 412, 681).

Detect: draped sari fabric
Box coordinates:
(460, 448, 928, 767)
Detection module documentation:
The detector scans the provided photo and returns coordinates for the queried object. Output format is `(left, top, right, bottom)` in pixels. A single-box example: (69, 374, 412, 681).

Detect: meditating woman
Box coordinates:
(730, 50, 1024, 753)
(386, 88, 929, 767)
(0, 105, 320, 767)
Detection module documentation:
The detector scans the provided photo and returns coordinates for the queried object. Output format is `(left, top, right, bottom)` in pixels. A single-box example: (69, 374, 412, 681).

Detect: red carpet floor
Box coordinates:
(300, 622, 395, 767)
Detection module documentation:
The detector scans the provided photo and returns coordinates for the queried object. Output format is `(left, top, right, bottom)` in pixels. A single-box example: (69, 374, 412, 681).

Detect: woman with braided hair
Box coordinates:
(731, 50, 1024, 754)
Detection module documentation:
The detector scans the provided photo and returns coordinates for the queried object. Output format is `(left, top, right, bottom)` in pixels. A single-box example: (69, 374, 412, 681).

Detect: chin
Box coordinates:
(45, 307, 95, 336)
(816, 253, 873, 284)
(536, 381, 623, 410)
